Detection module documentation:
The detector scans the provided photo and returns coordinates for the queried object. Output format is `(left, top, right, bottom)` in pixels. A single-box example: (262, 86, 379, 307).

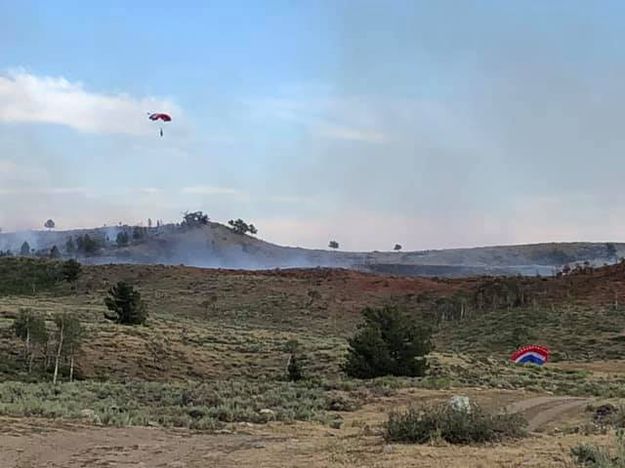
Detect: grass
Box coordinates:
(435, 304, 625, 362)
(0, 379, 332, 429)
(571, 430, 625, 467)
(3, 260, 625, 437)
(385, 402, 526, 444)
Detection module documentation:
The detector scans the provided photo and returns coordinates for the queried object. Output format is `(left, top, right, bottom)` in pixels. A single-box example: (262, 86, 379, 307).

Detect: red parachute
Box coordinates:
(147, 113, 172, 136)
(148, 113, 172, 122)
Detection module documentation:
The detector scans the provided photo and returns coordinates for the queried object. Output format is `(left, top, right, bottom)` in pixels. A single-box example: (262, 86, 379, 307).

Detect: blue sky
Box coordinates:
(2, 1, 625, 250)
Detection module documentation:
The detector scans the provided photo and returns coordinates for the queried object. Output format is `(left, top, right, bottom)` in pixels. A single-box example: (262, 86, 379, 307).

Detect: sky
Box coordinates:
(2, 1, 625, 251)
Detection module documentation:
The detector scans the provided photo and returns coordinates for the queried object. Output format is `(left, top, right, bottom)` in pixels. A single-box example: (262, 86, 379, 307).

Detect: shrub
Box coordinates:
(571, 430, 625, 467)
(287, 354, 303, 382)
(104, 282, 148, 325)
(61, 259, 82, 283)
(344, 306, 432, 379)
(385, 402, 526, 444)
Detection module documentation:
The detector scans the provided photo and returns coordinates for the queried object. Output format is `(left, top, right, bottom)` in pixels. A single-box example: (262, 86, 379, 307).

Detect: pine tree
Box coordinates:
(20, 241, 31, 256)
(61, 259, 82, 283)
(104, 282, 148, 325)
(50, 245, 61, 259)
(344, 306, 432, 379)
(66, 236, 76, 255)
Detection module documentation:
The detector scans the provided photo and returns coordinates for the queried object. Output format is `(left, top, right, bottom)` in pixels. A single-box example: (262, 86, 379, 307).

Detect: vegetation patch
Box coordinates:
(0, 379, 331, 429)
(571, 430, 625, 467)
(0, 257, 65, 295)
(385, 402, 527, 445)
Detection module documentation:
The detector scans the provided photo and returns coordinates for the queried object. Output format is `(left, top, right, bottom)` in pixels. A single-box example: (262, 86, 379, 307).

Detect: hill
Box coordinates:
(1, 221, 623, 277)
(3, 258, 625, 466)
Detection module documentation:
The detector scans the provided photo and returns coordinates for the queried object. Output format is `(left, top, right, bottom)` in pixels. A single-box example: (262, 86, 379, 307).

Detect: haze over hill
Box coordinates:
(1, 220, 622, 277)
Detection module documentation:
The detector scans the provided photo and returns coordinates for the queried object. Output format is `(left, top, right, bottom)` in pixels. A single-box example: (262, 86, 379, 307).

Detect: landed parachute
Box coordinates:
(148, 113, 172, 137)
(510, 345, 551, 366)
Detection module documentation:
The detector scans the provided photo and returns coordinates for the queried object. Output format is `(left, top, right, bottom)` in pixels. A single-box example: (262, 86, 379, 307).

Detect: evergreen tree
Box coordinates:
(65, 236, 76, 255)
(20, 241, 31, 256)
(61, 259, 82, 283)
(50, 245, 61, 259)
(287, 353, 303, 381)
(344, 306, 432, 379)
(104, 282, 148, 325)
(116, 231, 130, 247)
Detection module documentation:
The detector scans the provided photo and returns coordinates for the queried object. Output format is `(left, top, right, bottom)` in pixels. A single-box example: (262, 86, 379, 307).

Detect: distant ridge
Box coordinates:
(0, 223, 622, 277)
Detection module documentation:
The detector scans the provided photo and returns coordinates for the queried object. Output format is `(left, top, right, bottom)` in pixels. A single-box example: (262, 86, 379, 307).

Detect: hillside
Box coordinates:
(3, 259, 625, 466)
(1, 222, 623, 276)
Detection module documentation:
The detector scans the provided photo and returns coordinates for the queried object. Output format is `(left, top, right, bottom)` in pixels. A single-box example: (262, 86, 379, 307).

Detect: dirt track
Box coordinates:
(507, 396, 591, 431)
(0, 393, 596, 468)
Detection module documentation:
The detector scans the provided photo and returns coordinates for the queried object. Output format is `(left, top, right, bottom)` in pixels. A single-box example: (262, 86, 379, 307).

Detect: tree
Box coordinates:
(76, 234, 99, 255)
(228, 218, 258, 235)
(52, 313, 82, 383)
(50, 245, 61, 259)
(65, 236, 76, 255)
(44, 219, 56, 230)
(606, 243, 618, 261)
(181, 211, 209, 227)
(284, 339, 303, 381)
(20, 241, 31, 256)
(116, 231, 130, 247)
(394, 244, 402, 252)
(328, 240, 339, 250)
(104, 282, 148, 325)
(132, 226, 146, 240)
(344, 306, 432, 379)
(61, 259, 82, 283)
(287, 353, 303, 382)
(13, 309, 48, 373)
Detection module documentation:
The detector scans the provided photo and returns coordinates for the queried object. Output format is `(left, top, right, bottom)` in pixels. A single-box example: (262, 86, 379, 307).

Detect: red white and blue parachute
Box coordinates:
(510, 345, 551, 366)
(147, 113, 172, 137)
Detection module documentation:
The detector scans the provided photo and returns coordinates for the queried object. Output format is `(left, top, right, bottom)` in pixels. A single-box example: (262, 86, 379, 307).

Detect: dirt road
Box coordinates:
(506, 396, 591, 431)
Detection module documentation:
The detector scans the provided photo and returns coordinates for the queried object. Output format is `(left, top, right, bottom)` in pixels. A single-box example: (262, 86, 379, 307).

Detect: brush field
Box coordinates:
(3, 258, 625, 467)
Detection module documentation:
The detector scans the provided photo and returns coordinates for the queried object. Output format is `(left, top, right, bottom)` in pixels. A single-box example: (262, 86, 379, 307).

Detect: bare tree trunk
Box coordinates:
(25, 328, 31, 372)
(69, 354, 74, 382)
(285, 353, 292, 376)
(53, 322, 64, 385)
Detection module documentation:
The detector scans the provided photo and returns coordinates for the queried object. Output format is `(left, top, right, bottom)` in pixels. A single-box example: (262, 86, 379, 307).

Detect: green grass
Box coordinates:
(571, 430, 625, 467)
(0, 379, 332, 429)
(435, 304, 625, 362)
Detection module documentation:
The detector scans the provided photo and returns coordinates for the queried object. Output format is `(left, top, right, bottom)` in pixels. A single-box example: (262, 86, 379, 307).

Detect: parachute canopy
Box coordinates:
(148, 113, 172, 122)
(510, 345, 551, 366)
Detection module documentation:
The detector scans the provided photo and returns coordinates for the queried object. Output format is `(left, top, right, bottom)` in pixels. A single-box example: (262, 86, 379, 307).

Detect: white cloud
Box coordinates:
(181, 185, 243, 196)
(0, 187, 87, 196)
(0, 70, 179, 135)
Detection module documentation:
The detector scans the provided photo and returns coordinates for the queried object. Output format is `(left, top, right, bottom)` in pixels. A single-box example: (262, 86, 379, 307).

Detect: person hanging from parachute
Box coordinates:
(147, 112, 172, 137)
